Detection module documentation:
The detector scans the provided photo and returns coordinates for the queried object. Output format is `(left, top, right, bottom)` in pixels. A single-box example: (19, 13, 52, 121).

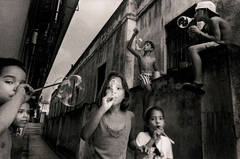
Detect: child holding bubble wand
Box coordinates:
(133, 106, 174, 159)
(81, 72, 135, 159)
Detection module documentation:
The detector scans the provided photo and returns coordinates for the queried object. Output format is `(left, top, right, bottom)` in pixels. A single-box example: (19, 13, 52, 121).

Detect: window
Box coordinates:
(165, 4, 196, 71)
(96, 63, 106, 98)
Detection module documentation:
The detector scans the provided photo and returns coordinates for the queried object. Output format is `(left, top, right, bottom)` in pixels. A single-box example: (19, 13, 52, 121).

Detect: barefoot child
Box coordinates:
(81, 72, 135, 159)
(183, 1, 231, 94)
(127, 28, 161, 113)
(134, 106, 173, 159)
(0, 58, 33, 159)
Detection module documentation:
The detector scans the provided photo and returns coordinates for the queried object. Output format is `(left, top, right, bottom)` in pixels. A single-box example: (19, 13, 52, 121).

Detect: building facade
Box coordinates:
(44, 0, 240, 159)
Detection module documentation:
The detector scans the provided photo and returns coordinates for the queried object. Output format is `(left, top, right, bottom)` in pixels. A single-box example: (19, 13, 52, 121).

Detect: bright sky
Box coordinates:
(41, 0, 123, 101)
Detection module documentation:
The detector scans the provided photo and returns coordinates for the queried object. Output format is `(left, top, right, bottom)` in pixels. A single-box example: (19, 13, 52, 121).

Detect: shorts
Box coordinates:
(191, 41, 220, 50)
(139, 73, 153, 86)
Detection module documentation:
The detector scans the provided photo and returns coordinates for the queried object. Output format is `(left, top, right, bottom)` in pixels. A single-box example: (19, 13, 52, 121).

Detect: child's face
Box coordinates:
(106, 77, 125, 106)
(194, 9, 208, 21)
(13, 103, 30, 128)
(0, 66, 26, 104)
(143, 42, 153, 52)
(148, 109, 165, 133)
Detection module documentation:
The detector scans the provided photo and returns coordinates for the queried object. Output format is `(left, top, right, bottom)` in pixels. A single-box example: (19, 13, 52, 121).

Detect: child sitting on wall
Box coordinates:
(183, 1, 231, 94)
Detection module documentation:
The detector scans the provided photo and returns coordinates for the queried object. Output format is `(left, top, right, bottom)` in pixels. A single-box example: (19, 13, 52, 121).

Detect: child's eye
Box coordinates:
(158, 117, 164, 120)
(5, 80, 14, 85)
(18, 110, 23, 113)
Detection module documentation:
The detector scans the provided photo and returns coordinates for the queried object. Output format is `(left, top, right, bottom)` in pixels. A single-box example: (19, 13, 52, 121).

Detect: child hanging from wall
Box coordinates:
(0, 58, 33, 159)
(127, 28, 161, 114)
(132, 106, 174, 159)
(182, 1, 231, 94)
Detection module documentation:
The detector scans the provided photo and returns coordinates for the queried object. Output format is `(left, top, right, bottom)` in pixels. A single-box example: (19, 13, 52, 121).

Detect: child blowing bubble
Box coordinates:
(0, 58, 33, 159)
(81, 72, 135, 159)
(133, 106, 173, 159)
(127, 28, 161, 115)
(183, 1, 231, 94)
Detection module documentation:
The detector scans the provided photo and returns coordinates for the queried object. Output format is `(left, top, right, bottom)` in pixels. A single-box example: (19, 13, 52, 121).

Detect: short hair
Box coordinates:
(144, 106, 165, 123)
(96, 71, 130, 111)
(144, 40, 155, 50)
(0, 58, 26, 75)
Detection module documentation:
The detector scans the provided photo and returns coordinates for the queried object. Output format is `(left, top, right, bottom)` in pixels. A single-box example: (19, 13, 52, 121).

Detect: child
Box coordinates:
(81, 72, 135, 159)
(11, 103, 30, 135)
(134, 106, 173, 159)
(183, 1, 231, 94)
(127, 28, 161, 113)
(0, 58, 33, 159)
(10, 103, 30, 159)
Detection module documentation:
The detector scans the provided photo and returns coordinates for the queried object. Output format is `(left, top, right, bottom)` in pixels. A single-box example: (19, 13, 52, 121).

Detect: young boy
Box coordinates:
(183, 1, 231, 94)
(127, 28, 161, 113)
(0, 58, 33, 159)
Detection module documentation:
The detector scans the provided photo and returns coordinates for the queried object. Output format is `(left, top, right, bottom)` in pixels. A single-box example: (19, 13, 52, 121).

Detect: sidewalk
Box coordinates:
(21, 123, 60, 159)
(27, 134, 60, 159)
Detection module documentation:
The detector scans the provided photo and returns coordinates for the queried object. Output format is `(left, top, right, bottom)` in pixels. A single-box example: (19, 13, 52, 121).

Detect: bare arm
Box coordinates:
(81, 93, 113, 141)
(200, 19, 221, 41)
(128, 112, 137, 150)
(81, 106, 106, 141)
(0, 84, 32, 135)
(189, 18, 220, 42)
(127, 29, 141, 58)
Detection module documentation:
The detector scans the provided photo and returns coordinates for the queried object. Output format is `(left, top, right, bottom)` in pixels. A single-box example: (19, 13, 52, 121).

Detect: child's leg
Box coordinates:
(188, 42, 220, 84)
(188, 45, 204, 84)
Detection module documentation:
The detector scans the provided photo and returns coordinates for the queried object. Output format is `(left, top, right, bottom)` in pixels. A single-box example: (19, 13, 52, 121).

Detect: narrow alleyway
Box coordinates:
(24, 123, 60, 159)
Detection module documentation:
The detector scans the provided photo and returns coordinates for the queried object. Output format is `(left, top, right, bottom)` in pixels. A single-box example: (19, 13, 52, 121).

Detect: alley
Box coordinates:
(24, 123, 60, 159)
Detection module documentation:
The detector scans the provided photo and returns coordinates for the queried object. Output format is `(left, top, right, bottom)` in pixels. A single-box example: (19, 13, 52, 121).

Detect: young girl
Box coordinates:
(81, 72, 135, 159)
(135, 106, 173, 159)
(10, 103, 30, 159)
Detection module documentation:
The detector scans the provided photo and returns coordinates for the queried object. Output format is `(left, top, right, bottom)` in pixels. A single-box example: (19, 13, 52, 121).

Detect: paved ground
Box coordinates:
(27, 134, 60, 159)
(18, 123, 60, 159)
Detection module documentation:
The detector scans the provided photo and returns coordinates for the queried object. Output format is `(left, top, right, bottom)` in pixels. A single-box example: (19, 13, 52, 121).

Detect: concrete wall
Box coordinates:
(0, 0, 31, 58)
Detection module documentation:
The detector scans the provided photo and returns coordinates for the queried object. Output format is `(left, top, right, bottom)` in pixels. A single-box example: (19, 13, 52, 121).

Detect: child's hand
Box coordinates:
(188, 25, 201, 35)
(133, 28, 139, 35)
(154, 155, 162, 159)
(102, 90, 114, 112)
(139, 145, 152, 155)
(153, 127, 164, 141)
(15, 84, 34, 103)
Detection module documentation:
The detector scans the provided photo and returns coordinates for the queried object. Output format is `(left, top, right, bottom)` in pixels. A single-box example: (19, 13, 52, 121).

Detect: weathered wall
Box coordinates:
(130, 78, 202, 159)
(0, 0, 31, 58)
(200, 45, 239, 159)
(44, 0, 240, 159)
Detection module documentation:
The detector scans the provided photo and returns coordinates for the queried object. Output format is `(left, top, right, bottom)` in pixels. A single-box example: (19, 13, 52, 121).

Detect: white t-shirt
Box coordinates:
(136, 132, 173, 159)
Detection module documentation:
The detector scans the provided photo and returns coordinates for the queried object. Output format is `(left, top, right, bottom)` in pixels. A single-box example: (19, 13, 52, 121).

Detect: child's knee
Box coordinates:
(188, 46, 198, 53)
(144, 84, 152, 92)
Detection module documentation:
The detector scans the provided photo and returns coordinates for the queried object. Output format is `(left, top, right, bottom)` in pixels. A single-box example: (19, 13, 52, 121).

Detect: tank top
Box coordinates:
(90, 111, 132, 159)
